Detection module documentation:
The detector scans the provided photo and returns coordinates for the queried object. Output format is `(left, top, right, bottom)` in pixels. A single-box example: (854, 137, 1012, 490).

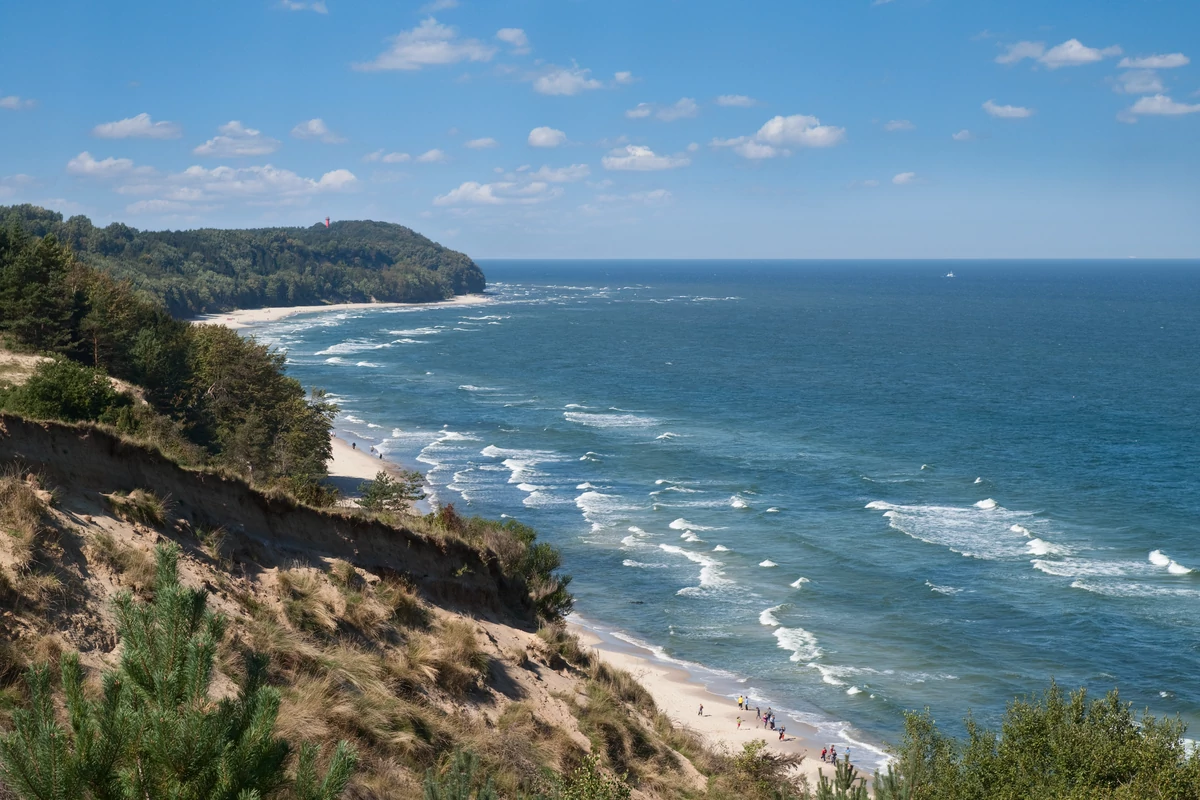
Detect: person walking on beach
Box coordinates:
(698, 704, 703, 716)
(755, 705, 761, 721)
(821, 747, 827, 763)
(779, 727, 786, 741)
(737, 695, 744, 710)
(736, 717, 742, 730)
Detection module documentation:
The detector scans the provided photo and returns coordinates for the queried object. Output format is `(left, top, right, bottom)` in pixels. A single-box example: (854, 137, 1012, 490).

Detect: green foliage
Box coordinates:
(885, 683, 1200, 799)
(357, 469, 425, 513)
(552, 754, 631, 800)
(1, 205, 485, 317)
(423, 750, 497, 800)
(0, 222, 339, 495)
(0, 358, 131, 423)
(816, 756, 869, 800)
(0, 544, 357, 800)
(716, 739, 808, 800)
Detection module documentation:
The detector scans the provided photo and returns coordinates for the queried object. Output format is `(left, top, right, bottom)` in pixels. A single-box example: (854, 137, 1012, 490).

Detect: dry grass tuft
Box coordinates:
(537, 625, 593, 670)
(376, 577, 430, 629)
(277, 567, 337, 634)
(433, 619, 490, 697)
(0, 469, 50, 569)
(104, 489, 171, 527)
(199, 525, 229, 565)
(88, 532, 157, 590)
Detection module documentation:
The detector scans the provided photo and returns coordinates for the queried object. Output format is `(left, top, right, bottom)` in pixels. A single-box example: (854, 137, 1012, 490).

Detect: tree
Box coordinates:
(423, 750, 497, 800)
(816, 756, 869, 800)
(0, 231, 75, 353)
(0, 544, 357, 800)
(0, 359, 130, 423)
(357, 469, 425, 513)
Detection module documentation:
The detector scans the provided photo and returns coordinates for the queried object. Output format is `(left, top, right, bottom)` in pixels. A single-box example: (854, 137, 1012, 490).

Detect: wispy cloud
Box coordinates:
(496, 28, 530, 55)
(465, 137, 498, 149)
(527, 126, 566, 148)
(996, 38, 1121, 69)
(291, 118, 346, 143)
(982, 99, 1034, 119)
(355, 18, 495, 71)
(193, 121, 281, 157)
(601, 145, 691, 171)
(712, 113, 846, 159)
(416, 148, 448, 163)
(1119, 53, 1189, 69)
(883, 119, 915, 132)
(277, 0, 328, 13)
(364, 150, 410, 163)
(892, 171, 917, 185)
(951, 129, 975, 141)
(626, 98, 699, 122)
(532, 64, 603, 96)
(1123, 94, 1200, 119)
(434, 180, 562, 206)
(92, 113, 181, 139)
(716, 94, 757, 108)
(0, 95, 36, 111)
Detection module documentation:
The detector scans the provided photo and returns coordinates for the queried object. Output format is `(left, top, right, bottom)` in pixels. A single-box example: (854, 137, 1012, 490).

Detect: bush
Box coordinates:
(358, 469, 425, 513)
(0, 359, 130, 423)
(103, 488, 170, 527)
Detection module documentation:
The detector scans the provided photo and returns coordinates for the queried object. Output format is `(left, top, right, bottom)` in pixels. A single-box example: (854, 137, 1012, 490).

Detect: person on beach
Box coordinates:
(755, 705, 761, 721)
(736, 717, 742, 730)
(821, 747, 827, 762)
(830, 745, 838, 762)
(698, 704, 703, 716)
(351, 442, 356, 449)
(779, 727, 786, 741)
(737, 695, 744, 710)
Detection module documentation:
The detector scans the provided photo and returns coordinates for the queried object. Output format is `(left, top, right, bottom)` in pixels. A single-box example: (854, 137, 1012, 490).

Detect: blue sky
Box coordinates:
(1, 0, 1197, 258)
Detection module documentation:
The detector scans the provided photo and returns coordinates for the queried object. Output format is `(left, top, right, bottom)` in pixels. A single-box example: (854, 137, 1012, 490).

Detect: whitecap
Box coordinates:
(577, 482, 598, 490)
(622, 560, 668, 569)
(974, 477, 983, 484)
(355, 361, 381, 368)
(1149, 550, 1171, 567)
(656, 432, 679, 440)
(773, 627, 822, 662)
(658, 544, 731, 590)
(1011, 525, 1032, 537)
(324, 357, 345, 364)
(1168, 561, 1193, 575)
(974, 498, 998, 510)
(564, 411, 658, 429)
(730, 495, 750, 509)
(1026, 538, 1070, 557)
(790, 577, 810, 588)
(846, 686, 863, 696)
(713, 545, 730, 552)
(766, 507, 781, 513)
(458, 384, 500, 392)
(680, 532, 702, 543)
(759, 560, 778, 568)
(924, 580, 962, 596)
(669, 517, 717, 531)
(759, 604, 786, 626)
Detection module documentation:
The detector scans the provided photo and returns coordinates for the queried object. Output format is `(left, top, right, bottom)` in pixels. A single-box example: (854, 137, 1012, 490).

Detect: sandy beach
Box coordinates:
(571, 621, 862, 790)
(194, 293, 492, 330)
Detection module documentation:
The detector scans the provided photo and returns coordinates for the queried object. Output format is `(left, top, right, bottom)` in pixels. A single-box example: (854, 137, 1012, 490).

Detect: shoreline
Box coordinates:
(193, 293, 492, 330)
(570, 618, 877, 789)
(210, 294, 886, 785)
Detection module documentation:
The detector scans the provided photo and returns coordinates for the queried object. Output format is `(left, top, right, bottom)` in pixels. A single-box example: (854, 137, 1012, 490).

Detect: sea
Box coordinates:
(244, 260, 1200, 763)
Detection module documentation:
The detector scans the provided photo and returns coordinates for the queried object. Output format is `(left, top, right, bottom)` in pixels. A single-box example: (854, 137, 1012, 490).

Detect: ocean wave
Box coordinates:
(774, 626, 822, 662)
(974, 477, 984, 484)
(315, 339, 391, 355)
(324, 357, 345, 364)
(387, 327, 440, 336)
(766, 507, 781, 513)
(342, 414, 367, 424)
(759, 604, 787, 626)
(846, 686, 863, 696)
(680, 532, 703, 543)
(576, 491, 640, 519)
(564, 411, 659, 429)
(1031, 558, 1152, 578)
(974, 498, 998, 510)
(1011, 525, 1032, 537)
(790, 577, 810, 588)
(650, 485, 701, 494)
(866, 499, 1037, 560)
(1026, 538, 1070, 557)
(622, 559, 669, 569)
(1070, 580, 1200, 599)
(656, 432, 679, 440)
(759, 560, 778, 568)
(355, 361, 381, 368)
(458, 384, 500, 392)
(580, 452, 603, 462)
(730, 495, 750, 509)
(659, 544, 731, 590)
(577, 482, 599, 490)
(713, 545, 730, 552)
(1148, 550, 1192, 574)
(669, 517, 718, 531)
(925, 581, 962, 596)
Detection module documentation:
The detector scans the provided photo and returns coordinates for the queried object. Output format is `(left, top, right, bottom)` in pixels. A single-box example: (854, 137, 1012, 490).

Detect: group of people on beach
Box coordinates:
(735, 696, 786, 740)
(820, 745, 839, 763)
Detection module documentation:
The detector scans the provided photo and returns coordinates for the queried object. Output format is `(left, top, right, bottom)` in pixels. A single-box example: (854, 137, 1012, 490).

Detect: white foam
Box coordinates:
(315, 339, 390, 355)
(628, 526, 646, 534)
(1168, 561, 1193, 575)
(656, 432, 679, 440)
(974, 477, 983, 484)
(1026, 538, 1070, 557)
(458, 384, 500, 392)
(564, 411, 658, 429)
(1149, 550, 1171, 567)
(713, 545, 730, 552)
(1011, 525, 1032, 537)
(575, 491, 638, 518)
(790, 577, 810, 588)
(846, 686, 863, 696)
(974, 498, 998, 510)
(324, 357, 345, 364)
(516, 483, 544, 493)
(866, 499, 1037, 560)
(924, 581, 962, 596)
(730, 495, 750, 509)
(759, 604, 786, 626)
(355, 361, 381, 368)
(669, 518, 717, 531)
(759, 560, 778, 568)
(766, 507, 781, 513)
(622, 559, 668, 569)
(659, 544, 731, 590)
(680, 532, 702, 543)
(774, 627, 822, 662)
(577, 482, 599, 490)
(580, 452, 602, 462)
(387, 327, 440, 336)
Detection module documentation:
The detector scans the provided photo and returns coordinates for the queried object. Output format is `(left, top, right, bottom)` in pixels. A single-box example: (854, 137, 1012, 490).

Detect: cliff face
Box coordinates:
(0, 414, 525, 620)
(0, 415, 714, 799)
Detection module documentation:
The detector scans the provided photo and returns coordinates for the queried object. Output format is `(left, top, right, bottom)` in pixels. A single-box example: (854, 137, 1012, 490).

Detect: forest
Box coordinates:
(0, 205, 485, 317)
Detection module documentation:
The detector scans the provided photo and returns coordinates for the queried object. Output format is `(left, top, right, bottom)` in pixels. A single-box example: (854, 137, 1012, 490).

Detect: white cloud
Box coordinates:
(996, 38, 1121, 69)
(421, 0, 458, 11)
(1126, 94, 1200, 117)
(716, 94, 756, 108)
(614, 71, 637, 85)
(433, 180, 561, 206)
(416, 148, 448, 163)
(193, 121, 281, 157)
(626, 98, 699, 122)
(892, 172, 916, 185)
(712, 113, 846, 159)
(533, 65, 603, 96)
(687, 142, 700, 152)
(496, 28, 530, 54)
(1119, 53, 1189, 69)
(1113, 70, 1164, 95)
(527, 126, 566, 147)
(465, 137, 498, 149)
(278, 0, 327, 12)
(529, 164, 590, 183)
(92, 113, 181, 139)
(291, 118, 346, 143)
(364, 149, 410, 163)
(951, 129, 975, 141)
(355, 17, 496, 71)
(884, 119, 915, 131)
(173, 164, 357, 198)
(0, 95, 35, 110)
(601, 145, 690, 171)
(67, 151, 150, 179)
(983, 99, 1034, 118)
(658, 98, 699, 121)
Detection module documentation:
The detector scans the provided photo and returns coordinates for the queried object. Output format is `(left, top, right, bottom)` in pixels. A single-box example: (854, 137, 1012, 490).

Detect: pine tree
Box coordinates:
(423, 750, 497, 800)
(815, 755, 869, 800)
(0, 544, 357, 800)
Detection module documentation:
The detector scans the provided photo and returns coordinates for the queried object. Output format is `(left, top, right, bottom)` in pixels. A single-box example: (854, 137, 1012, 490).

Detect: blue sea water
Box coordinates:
(247, 261, 1200, 759)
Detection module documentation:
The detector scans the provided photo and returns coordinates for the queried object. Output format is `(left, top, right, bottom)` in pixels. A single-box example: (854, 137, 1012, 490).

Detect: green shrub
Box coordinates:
(0, 359, 130, 423)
